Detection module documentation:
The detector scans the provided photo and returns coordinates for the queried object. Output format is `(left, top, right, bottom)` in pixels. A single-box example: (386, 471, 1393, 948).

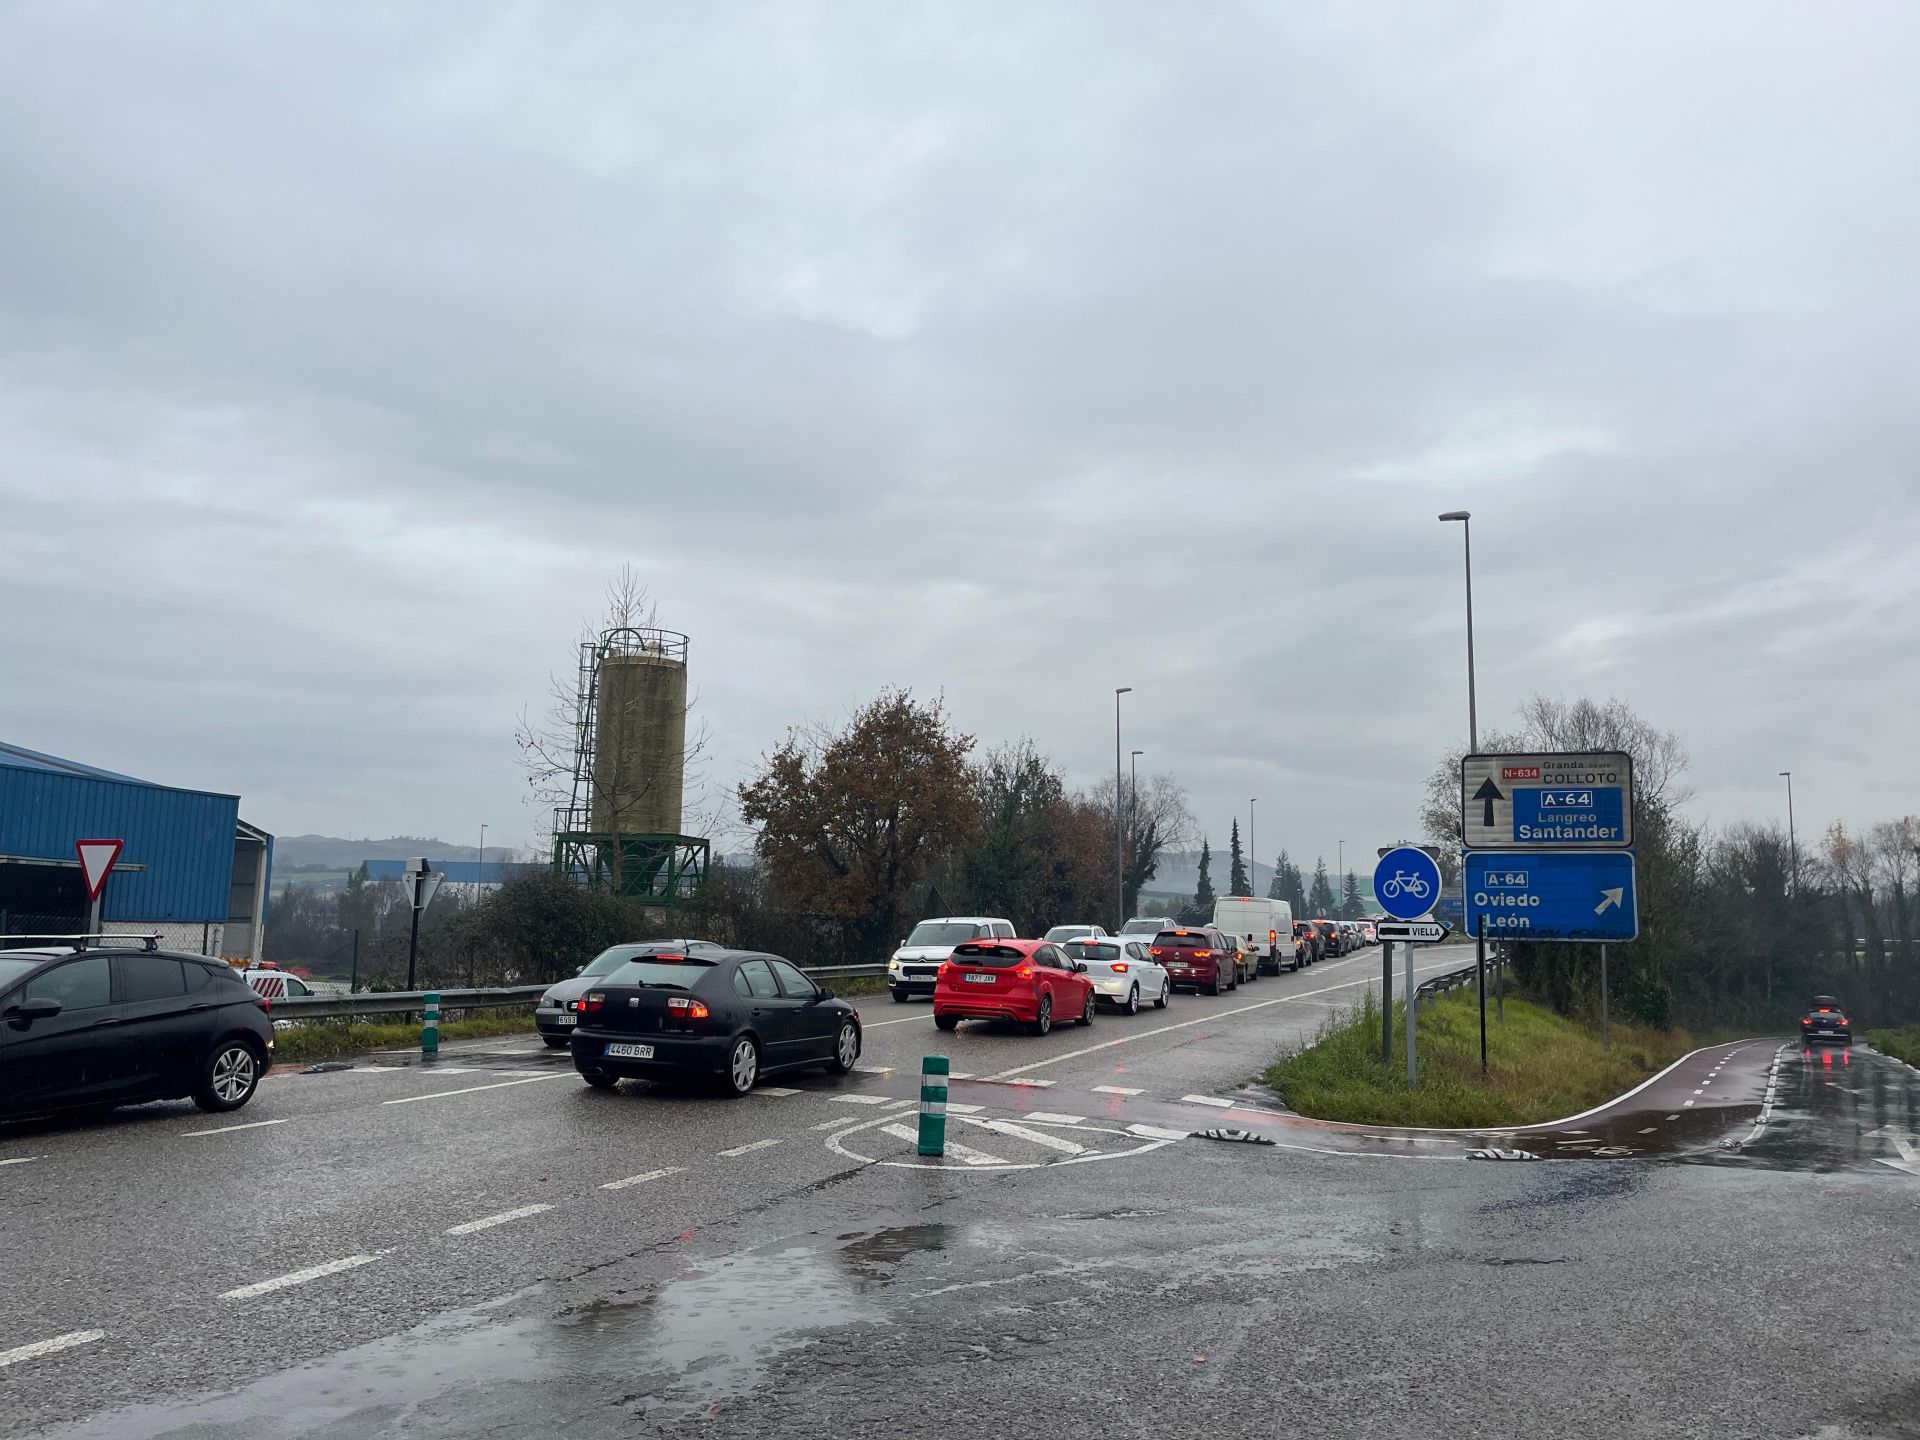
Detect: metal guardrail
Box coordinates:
(268, 963, 889, 1023)
(1416, 950, 1509, 1002)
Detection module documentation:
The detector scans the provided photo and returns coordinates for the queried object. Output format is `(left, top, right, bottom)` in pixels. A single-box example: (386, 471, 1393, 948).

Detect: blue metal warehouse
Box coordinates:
(0, 741, 272, 961)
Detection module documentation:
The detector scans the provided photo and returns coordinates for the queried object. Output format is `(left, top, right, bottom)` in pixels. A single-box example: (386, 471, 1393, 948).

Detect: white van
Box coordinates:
(1212, 897, 1296, 974)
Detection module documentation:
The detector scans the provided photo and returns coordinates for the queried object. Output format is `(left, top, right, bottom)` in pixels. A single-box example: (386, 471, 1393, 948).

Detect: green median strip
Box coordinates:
(1266, 990, 1696, 1129)
(271, 1010, 537, 1064)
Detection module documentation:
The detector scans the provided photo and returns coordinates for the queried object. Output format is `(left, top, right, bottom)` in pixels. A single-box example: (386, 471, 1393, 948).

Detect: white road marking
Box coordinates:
(1026, 1112, 1085, 1124)
(221, 1254, 381, 1299)
(383, 1075, 569, 1105)
(757, 1087, 800, 1097)
(1693, 1088, 1706, 1095)
(1128, 1123, 1192, 1140)
(1092, 1085, 1144, 1096)
(445, 1204, 554, 1235)
(717, 1138, 783, 1158)
(1638, 1127, 1659, 1135)
(994, 1078, 1055, 1088)
(881, 1122, 1007, 1166)
(182, 1118, 293, 1138)
(881, 1097, 919, 1111)
(601, 1167, 682, 1190)
(1683, 1100, 1695, 1108)
(812, 1115, 873, 1131)
(831, 1094, 893, 1106)
(945, 1103, 985, 1114)
(972, 1119, 1089, 1155)
(1181, 1095, 1236, 1109)
(986, 957, 1466, 1080)
(856, 1067, 894, 1076)
(947, 1072, 975, 1080)
(1667, 1114, 1681, 1120)
(0, 1156, 44, 1167)
(0, 1330, 107, 1368)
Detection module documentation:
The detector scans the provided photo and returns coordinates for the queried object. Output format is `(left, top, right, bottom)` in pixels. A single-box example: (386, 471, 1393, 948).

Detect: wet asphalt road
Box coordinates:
(3, 947, 1917, 1440)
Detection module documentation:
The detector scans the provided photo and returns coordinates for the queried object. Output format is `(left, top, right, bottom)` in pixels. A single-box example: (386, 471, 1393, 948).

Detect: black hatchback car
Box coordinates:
(1, 942, 275, 1120)
(569, 947, 861, 1096)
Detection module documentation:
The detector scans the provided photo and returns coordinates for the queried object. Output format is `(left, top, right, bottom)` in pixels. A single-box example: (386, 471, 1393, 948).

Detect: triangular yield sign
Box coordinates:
(75, 838, 124, 901)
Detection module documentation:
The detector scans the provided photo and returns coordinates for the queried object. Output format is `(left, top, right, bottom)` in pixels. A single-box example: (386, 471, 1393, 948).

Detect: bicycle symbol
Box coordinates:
(1380, 871, 1431, 901)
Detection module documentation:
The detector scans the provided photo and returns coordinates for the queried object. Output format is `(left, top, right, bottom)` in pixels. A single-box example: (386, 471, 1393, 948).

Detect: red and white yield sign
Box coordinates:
(75, 839, 124, 901)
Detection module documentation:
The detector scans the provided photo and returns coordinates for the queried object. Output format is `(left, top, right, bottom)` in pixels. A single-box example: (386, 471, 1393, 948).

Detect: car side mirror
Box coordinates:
(815, 987, 834, 1001)
(1072, 961, 1089, 974)
(5, 997, 62, 1029)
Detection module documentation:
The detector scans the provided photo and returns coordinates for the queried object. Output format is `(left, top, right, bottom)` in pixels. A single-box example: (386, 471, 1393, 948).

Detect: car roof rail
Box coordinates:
(0, 932, 162, 952)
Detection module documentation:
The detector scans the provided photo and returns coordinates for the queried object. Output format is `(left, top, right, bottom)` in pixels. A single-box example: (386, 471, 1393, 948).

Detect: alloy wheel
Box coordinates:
(730, 1037, 759, 1093)
(211, 1045, 255, 1103)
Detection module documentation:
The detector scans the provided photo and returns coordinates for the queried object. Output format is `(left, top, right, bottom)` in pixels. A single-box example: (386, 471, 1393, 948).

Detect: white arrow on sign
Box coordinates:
(1594, 887, 1624, 916)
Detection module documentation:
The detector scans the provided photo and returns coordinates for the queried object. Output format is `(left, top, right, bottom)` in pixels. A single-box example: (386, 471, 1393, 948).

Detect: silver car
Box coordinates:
(1062, 937, 1170, 1015)
(535, 939, 725, 1046)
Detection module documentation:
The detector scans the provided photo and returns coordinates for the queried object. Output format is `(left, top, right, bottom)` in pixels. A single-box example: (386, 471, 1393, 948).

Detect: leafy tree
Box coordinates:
(739, 690, 979, 962)
(1307, 856, 1335, 915)
(1341, 870, 1363, 919)
(1227, 819, 1249, 896)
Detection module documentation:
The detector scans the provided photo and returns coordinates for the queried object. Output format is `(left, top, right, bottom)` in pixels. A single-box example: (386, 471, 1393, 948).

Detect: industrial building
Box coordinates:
(0, 741, 272, 961)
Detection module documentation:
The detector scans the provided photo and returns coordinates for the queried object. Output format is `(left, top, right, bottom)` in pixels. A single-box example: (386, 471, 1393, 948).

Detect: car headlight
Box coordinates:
(888, 959, 903, 973)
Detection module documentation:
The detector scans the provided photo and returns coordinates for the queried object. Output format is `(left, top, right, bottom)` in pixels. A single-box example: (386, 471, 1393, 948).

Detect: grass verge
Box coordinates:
(1265, 989, 1697, 1129)
(1869, 1026, 1920, 1068)
(273, 1009, 538, 1065)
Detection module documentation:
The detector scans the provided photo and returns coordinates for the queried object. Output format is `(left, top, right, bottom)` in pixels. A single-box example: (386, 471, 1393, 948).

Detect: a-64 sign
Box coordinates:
(1461, 751, 1633, 851)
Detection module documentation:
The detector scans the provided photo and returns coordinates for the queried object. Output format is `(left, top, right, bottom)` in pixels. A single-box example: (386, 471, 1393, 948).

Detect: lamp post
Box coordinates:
(1439, 511, 1478, 751)
(1114, 687, 1132, 930)
(475, 823, 487, 905)
(1779, 772, 1797, 894)
(1249, 798, 1257, 898)
(1338, 839, 1344, 912)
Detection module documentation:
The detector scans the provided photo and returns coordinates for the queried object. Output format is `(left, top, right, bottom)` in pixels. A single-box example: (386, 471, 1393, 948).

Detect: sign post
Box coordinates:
(402, 857, 443, 990)
(75, 839, 124, 936)
(1374, 846, 1446, 1088)
(1381, 940, 1393, 1064)
(1600, 944, 1610, 1050)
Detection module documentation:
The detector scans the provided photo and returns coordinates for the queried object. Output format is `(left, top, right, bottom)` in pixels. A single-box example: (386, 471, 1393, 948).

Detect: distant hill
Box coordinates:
(274, 835, 519, 869)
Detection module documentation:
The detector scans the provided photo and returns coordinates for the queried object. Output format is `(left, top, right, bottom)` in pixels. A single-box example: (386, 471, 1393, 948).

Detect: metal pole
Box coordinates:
(1600, 943, 1610, 1050)
(1114, 687, 1131, 930)
(1249, 799, 1256, 897)
(1463, 516, 1478, 751)
(1405, 940, 1417, 1087)
(87, 895, 102, 937)
(1130, 750, 1143, 910)
(1779, 772, 1797, 895)
(1497, 929, 1505, 1023)
(405, 877, 423, 990)
(1477, 922, 1488, 1074)
(350, 928, 360, 993)
(1382, 938, 1393, 1064)
(476, 823, 487, 905)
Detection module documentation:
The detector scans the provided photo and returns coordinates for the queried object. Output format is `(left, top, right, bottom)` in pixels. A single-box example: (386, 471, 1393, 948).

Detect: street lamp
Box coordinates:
(1439, 511, 1478, 751)
(1338, 838, 1344, 916)
(1249, 799, 1257, 898)
(1779, 772, 1797, 894)
(1114, 688, 1132, 929)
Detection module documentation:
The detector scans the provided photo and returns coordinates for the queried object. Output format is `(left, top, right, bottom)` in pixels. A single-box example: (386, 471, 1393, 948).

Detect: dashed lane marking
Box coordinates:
(383, 1075, 570, 1106)
(831, 1094, 893, 1106)
(1181, 1095, 1236, 1109)
(1683, 1100, 1695, 1108)
(1092, 1085, 1144, 1096)
(445, 1204, 555, 1236)
(946, 1102, 985, 1114)
(221, 1254, 382, 1300)
(601, 1168, 682, 1190)
(758, 1087, 800, 1097)
(0, 1156, 44, 1167)
(1026, 1112, 1085, 1124)
(0, 1330, 107, 1368)
(881, 1097, 918, 1111)
(182, 1118, 293, 1138)
(1638, 1127, 1659, 1135)
(717, 1138, 783, 1158)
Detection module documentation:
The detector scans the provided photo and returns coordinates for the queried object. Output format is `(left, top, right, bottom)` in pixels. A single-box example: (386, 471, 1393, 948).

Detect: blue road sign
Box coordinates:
(1463, 851, 1639, 942)
(1373, 846, 1443, 922)
(1461, 751, 1634, 850)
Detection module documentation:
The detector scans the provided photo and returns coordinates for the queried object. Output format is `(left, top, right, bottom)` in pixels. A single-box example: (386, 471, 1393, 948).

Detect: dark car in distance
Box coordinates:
(570, 947, 861, 1096)
(1800, 998, 1852, 1047)
(1, 941, 275, 1120)
(535, 939, 727, 1047)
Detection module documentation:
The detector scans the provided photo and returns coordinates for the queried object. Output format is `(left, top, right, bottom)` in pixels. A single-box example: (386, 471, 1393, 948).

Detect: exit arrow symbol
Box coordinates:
(1472, 777, 1504, 828)
(1594, 888, 1624, 916)
(1867, 1126, 1920, 1176)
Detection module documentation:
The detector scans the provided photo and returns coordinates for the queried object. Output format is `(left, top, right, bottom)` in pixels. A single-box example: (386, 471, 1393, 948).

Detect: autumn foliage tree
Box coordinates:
(739, 691, 979, 962)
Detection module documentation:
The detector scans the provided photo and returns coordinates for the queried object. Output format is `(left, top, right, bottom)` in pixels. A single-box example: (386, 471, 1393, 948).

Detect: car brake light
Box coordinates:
(1269, 930, 1278, 946)
(1193, 949, 1211, 958)
(1111, 962, 1129, 973)
(666, 996, 710, 1020)
(1148, 947, 1164, 957)
(1016, 965, 1034, 979)
(938, 961, 953, 977)
(581, 992, 605, 1015)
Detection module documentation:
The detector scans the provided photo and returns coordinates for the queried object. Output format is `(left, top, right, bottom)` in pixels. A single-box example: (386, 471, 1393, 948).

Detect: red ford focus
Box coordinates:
(933, 939, 1095, 1036)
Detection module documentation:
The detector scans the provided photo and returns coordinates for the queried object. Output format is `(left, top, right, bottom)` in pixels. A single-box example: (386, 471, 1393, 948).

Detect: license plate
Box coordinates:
(605, 1042, 654, 1059)
(963, 973, 996, 984)
(555, 1014, 577, 1026)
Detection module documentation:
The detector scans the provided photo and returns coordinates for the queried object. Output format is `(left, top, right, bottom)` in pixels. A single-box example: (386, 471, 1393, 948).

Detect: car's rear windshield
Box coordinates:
(1151, 931, 1209, 949)
(1044, 926, 1094, 941)
(951, 943, 1026, 968)
(1119, 920, 1162, 935)
(0, 955, 45, 987)
(579, 944, 691, 977)
(1064, 941, 1121, 960)
(907, 922, 984, 946)
(601, 958, 718, 989)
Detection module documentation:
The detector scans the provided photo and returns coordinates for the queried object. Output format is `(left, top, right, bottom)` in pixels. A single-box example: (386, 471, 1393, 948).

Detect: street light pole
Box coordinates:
(1130, 750, 1144, 889)
(1779, 771, 1797, 894)
(1338, 839, 1344, 912)
(476, 823, 487, 905)
(1249, 799, 1257, 898)
(1439, 511, 1478, 751)
(1114, 687, 1132, 930)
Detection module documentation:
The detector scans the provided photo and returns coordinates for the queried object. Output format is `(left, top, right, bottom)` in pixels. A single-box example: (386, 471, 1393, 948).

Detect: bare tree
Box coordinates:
(1088, 771, 1195, 920)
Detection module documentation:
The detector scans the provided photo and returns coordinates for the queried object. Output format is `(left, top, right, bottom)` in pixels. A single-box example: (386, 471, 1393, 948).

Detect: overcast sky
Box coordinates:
(3, 3, 1915, 872)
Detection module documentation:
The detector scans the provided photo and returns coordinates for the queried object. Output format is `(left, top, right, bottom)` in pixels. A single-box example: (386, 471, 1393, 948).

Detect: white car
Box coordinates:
(1043, 923, 1109, 944)
(889, 916, 1017, 1001)
(1062, 937, 1169, 1015)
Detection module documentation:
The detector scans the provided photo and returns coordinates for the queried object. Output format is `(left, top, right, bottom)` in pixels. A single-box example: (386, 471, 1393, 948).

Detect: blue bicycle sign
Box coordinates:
(1373, 846, 1444, 922)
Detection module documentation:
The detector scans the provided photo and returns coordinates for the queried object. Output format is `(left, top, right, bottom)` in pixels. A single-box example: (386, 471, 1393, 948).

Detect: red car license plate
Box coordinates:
(963, 973, 995, 984)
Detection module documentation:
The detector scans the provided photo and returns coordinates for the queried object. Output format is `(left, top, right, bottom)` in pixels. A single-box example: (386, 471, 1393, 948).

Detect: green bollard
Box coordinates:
(422, 991, 441, 1056)
(917, 1055, 949, 1156)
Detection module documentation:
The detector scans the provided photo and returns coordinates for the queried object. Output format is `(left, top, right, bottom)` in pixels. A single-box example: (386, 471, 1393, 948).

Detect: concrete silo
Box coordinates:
(552, 627, 708, 903)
